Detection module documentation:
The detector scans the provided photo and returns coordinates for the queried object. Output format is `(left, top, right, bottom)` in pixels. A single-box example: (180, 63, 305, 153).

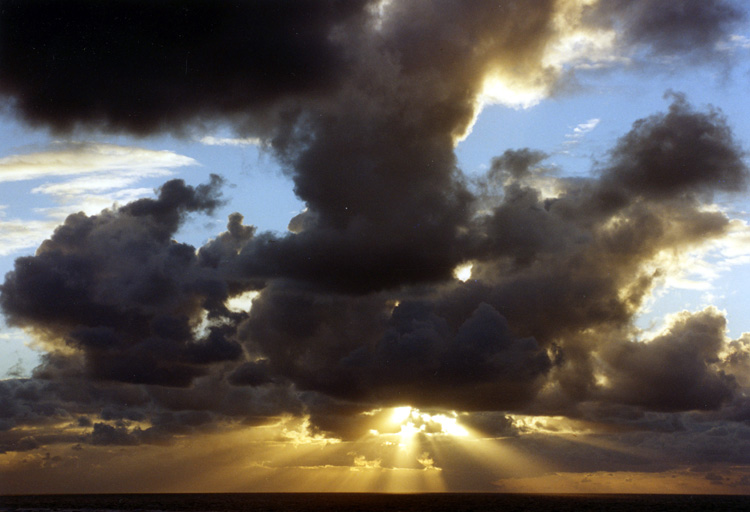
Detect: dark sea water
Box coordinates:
(1, 493, 749, 512)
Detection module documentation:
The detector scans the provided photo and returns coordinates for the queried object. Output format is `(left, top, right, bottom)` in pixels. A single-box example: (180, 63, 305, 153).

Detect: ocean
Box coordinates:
(1, 493, 749, 512)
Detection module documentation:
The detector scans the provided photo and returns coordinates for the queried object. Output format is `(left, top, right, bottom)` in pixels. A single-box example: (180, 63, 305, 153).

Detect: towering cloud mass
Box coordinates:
(1, 0, 749, 492)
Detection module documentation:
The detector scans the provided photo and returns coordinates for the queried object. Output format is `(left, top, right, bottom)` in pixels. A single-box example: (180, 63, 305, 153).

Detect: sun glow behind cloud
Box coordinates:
(226, 290, 260, 313)
(479, 75, 549, 110)
(385, 407, 470, 440)
(453, 262, 474, 282)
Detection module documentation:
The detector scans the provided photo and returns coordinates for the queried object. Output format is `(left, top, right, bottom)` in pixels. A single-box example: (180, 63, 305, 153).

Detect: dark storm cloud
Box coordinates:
(489, 149, 549, 184)
(600, 308, 737, 412)
(227, 360, 275, 387)
(1, 0, 750, 454)
(88, 411, 224, 446)
(1, 1, 559, 296)
(243, 291, 551, 412)
(458, 411, 518, 438)
(90, 422, 140, 446)
(350, 301, 552, 408)
(721, 334, 750, 388)
(0, 176, 249, 387)
(214, 0, 558, 294)
(235, 89, 747, 422)
(457, 93, 747, 352)
(0, 0, 369, 134)
(0, 368, 306, 452)
(600, 92, 747, 200)
(0, 379, 71, 431)
(493, 416, 750, 476)
(584, 0, 744, 60)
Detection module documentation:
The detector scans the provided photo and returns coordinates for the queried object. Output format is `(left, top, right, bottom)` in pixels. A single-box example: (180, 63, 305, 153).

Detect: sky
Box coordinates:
(2, 0, 750, 495)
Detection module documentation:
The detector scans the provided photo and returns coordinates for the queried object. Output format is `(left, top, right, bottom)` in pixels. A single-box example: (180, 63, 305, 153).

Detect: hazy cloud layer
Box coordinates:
(0, 0, 749, 491)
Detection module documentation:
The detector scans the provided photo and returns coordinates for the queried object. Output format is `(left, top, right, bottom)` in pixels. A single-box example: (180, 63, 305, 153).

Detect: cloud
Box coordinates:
(0, 142, 197, 255)
(600, 92, 747, 199)
(199, 136, 262, 147)
(0, 142, 195, 183)
(0, 0, 370, 135)
(723, 34, 750, 50)
(599, 308, 737, 411)
(0, 0, 749, 492)
(243, 296, 552, 411)
(0, 176, 245, 387)
(583, 0, 745, 61)
(721, 333, 750, 388)
(0, 217, 58, 256)
(564, 118, 600, 146)
(204, 94, 747, 437)
(90, 422, 141, 446)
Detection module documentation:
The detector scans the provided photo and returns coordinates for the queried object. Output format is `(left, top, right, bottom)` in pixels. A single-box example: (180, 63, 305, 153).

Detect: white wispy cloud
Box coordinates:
(564, 118, 600, 144)
(0, 141, 196, 182)
(199, 135, 261, 146)
(33, 187, 155, 219)
(0, 216, 57, 256)
(0, 142, 198, 255)
(716, 34, 750, 51)
(32, 172, 162, 198)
